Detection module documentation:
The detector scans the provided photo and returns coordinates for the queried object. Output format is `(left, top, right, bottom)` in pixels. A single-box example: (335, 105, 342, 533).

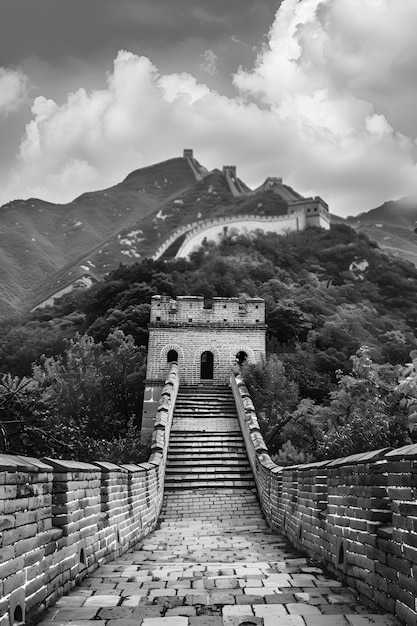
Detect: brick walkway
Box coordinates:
(37, 488, 400, 626)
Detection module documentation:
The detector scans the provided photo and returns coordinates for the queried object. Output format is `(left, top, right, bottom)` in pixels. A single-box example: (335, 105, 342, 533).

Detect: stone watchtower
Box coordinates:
(140, 295, 266, 442)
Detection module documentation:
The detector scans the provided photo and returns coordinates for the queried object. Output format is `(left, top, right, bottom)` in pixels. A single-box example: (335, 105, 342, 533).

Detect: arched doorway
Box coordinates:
(167, 349, 178, 363)
(200, 351, 214, 380)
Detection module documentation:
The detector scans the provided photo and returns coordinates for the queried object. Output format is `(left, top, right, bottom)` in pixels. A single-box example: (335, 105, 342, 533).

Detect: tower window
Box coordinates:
(167, 350, 178, 363)
(236, 351, 248, 366)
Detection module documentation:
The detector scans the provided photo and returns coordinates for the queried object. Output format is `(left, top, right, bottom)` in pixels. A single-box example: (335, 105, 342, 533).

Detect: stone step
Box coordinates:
(169, 442, 244, 447)
(169, 436, 244, 442)
(167, 459, 250, 467)
(168, 448, 247, 456)
(166, 456, 249, 464)
(169, 433, 243, 441)
(176, 398, 235, 403)
(165, 465, 252, 474)
(168, 436, 244, 442)
(174, 409, 238, 416)
(164, 479, 255, 489)
(174, 407, 237, 413)
(176, 392, 234, 397)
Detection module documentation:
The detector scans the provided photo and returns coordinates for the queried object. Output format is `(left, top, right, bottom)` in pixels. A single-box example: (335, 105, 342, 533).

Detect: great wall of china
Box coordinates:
(1, 296, 417, 626)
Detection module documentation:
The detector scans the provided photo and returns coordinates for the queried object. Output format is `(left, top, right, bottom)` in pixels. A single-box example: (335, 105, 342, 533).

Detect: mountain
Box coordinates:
(1, 149, 417, 318)
(0, 156, 200, 317)
(345, 195, 417, 266)
(0, 153, 315, 317)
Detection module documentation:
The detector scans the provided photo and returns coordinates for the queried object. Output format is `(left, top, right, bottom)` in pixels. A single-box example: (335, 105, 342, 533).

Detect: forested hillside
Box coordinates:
(1, 223, 417, 462)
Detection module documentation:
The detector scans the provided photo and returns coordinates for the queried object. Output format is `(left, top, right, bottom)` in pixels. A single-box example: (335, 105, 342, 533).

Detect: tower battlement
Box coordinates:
(222, 165, 237, 178)
(150, 295, 265, 326)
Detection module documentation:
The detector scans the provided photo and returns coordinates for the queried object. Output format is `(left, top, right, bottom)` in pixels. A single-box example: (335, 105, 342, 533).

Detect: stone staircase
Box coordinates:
(165, 385, 255, 490)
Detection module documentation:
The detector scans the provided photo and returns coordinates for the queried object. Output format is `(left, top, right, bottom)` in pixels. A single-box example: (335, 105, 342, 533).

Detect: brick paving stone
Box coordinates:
(222, 618, 263, 626)
(243, 587, 279, 596)
(149, 588, 177, 600)
(120, 596, 144, 606)
(97, 607, 135, 619)
(54, 595, 89, 607)
(222, 605, 254, 617)
(304, 616, 349, 625)
(346, 617, 400, 626)
(106, 621, 142, 626)
(189, 618, 223, 626)
(264, 594, 296, 604)
(43, 607, 100, 620)
(286, 603, 322, 615)
(294, 593, 325, 605)
(209, 593, 237, 605)
(132, 606, 165, 619)
(238, 580, 263, 588)
(166, 607, 197, 617)
(84, 595, 121, 606)
(263, 618, 305, 626)
(142, 618, 189, 626)
(320, 605, 356, 615)
(253, 604, 287, 617)
(235, 595, 265, 605)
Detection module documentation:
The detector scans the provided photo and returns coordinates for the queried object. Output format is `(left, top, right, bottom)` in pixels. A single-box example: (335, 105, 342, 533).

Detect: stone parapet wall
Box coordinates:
(0, 363, 179, 626)
(147, 325, 266, 386)
(150, 295, 265, 325)
(231, 372, 417, 626)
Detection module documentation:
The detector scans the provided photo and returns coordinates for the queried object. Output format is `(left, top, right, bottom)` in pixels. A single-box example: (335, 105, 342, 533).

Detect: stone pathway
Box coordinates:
(37, 489, 401, 626)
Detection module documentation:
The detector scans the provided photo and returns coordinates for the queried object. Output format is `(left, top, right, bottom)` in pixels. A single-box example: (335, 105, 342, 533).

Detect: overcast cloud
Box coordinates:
(1, 0, 417, 216)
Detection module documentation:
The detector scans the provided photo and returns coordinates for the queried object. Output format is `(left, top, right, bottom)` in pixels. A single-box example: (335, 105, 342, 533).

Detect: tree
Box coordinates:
(242, 354, 300, 454)
(0, 330, 148, 462)
(314, 347, 410, 459)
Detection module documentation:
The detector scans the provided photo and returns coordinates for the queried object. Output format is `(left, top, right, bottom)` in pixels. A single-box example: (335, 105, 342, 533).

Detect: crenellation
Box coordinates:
(150, 294, 265, 325)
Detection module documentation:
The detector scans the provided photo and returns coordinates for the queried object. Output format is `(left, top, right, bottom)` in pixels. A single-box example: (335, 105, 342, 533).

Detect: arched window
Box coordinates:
(13, 607, 23, 625)
(200, 351, 214, 379)
(236, 351, 248, 366)
(167, 349, 178, 363)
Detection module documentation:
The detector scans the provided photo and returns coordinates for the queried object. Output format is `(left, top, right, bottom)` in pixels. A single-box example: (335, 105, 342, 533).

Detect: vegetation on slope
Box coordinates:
(1, 223, 417, 462)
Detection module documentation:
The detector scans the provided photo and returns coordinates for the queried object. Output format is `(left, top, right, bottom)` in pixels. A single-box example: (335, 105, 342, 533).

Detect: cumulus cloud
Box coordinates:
(234, 0, 417, 211)
(199, 50, 218, 76)
(2, 0, 417, 215)
(0, 67, 29, 116)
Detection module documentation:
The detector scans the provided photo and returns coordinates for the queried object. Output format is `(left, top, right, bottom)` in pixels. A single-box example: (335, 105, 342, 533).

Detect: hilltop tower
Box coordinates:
(140, 295, 266, 442)
(288, 196, 330, 229)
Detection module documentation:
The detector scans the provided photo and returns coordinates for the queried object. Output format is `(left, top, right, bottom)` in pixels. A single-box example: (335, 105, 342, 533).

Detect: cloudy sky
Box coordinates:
(1, 0, 417, 216)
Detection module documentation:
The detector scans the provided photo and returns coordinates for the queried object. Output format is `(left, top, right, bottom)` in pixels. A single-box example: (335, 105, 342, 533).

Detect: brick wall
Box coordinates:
(147, 296, 266, 386)
(0, 363, 178, 626)
(231, 372, 417, 626)
(152, 213, 307, 260)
